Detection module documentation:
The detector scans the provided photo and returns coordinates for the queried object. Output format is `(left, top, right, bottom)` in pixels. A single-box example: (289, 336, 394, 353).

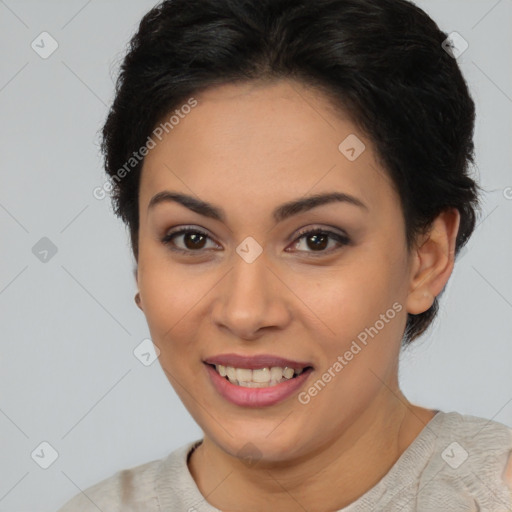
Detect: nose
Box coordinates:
(210, 251, 292, 341)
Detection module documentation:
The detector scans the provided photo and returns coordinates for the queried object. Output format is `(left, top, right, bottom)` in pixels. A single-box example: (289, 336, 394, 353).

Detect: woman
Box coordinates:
(58, 0, 512, 510)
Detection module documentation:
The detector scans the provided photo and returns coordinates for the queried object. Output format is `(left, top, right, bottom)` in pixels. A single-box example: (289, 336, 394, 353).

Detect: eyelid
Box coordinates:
(161, 224, 351, 256)
(161, 225, 220, 253)
(287, 226, 351, 257)
(292, 225, 350, 243)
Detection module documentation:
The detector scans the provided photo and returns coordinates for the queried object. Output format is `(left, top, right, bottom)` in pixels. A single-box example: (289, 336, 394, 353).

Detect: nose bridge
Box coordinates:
(227, 246, 273, 310)
(212, 244, 290, 338)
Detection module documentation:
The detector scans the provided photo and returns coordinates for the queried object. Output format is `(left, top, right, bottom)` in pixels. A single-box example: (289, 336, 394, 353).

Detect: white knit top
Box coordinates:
(57, 411, 512, 511)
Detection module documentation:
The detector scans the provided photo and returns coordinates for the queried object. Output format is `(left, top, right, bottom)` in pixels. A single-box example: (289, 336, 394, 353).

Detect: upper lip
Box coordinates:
(203, 353, 313, 370)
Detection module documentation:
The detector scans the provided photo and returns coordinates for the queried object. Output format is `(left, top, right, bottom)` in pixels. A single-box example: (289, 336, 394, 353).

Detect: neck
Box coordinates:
(188, 392, 436, 512)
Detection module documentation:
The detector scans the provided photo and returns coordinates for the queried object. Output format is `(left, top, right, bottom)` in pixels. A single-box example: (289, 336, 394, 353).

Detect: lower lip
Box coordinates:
(205, 364, 313, 408)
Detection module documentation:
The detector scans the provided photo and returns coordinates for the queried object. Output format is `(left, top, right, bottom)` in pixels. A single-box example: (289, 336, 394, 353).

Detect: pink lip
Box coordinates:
(203, 353, 313, 370)
(205, 363, 314, 408)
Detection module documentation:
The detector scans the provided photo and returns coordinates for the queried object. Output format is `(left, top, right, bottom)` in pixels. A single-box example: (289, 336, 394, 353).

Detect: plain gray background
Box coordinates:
(0, 1, 511, 510)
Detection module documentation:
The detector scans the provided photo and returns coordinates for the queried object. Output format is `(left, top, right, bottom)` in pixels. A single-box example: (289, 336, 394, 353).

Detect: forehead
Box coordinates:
(139, 80, 394, 217)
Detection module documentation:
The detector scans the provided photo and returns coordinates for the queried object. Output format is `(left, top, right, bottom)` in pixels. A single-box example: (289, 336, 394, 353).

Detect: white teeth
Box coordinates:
(226, 366, 237, 381)
(213, 364, 307, 387)
(252, 368, 270, 383)
(235, 368, 252, 382)
(270, 366, 284, 381)
(283, 367, 294, 379)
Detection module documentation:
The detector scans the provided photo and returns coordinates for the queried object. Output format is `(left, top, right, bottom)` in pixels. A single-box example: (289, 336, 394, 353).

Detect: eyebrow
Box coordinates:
(147, 190, 368, 224)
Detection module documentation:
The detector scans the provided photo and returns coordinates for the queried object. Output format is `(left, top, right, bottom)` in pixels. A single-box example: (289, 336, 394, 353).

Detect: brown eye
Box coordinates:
(289, 228, 350, 256)
(161, 227, 219, 254)
(304, 232, 329, 251)
(182, 231, 207, 250)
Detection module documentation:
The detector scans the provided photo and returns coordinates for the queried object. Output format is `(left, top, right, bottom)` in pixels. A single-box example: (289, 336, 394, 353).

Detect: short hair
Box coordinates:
(100, 0, 480, 345)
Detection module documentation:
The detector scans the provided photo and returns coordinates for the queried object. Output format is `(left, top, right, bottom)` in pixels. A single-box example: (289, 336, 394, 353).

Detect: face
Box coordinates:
(136, 79, 415, 462)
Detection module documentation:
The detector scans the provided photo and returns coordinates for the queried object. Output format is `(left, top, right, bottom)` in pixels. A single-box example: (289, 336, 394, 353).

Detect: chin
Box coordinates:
(210, 423, 309, 463)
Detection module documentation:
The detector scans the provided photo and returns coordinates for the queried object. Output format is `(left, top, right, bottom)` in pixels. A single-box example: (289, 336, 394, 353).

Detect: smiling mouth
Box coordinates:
(206, 363, 313, 388)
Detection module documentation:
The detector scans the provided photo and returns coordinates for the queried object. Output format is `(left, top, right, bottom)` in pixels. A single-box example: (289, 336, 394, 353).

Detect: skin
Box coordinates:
(134, 79, 460, 511)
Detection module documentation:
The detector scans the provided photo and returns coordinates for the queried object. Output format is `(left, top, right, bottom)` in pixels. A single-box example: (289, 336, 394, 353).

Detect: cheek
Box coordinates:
(293, 255, 406, 336)
(137, 251, 203, 348)
(289, 248, 409, 393)
(295, 265, 406, 420)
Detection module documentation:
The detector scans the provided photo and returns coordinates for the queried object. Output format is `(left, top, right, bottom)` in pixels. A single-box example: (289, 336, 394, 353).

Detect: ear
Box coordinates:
(134, 292, 144, 311)
(133, 265, 144, 312)
(406, 208, 460, 315)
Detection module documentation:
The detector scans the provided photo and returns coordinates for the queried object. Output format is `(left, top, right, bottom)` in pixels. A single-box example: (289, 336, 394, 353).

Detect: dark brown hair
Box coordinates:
(100, 0, 480, 344)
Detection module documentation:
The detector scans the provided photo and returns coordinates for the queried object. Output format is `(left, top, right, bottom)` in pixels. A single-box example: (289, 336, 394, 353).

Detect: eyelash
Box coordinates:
(161, 226, 351, 257)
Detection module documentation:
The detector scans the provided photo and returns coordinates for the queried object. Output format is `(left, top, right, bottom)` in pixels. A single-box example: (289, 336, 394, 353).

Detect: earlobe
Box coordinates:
(407, 289, 435, 315)
(135, 292, 143, 311)
(133, 265, 143, 311)
(406, 208, 460, 315)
